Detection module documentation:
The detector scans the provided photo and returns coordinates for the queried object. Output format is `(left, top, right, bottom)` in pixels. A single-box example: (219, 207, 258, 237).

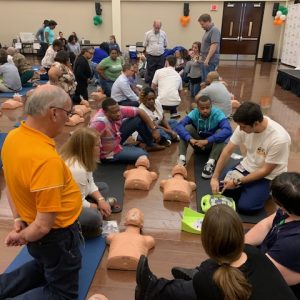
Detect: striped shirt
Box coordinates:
(90, 106, 138, 159)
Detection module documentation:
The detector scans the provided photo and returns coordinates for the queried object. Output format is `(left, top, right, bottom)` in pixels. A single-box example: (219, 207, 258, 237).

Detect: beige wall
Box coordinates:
(0, 0, 112, 46)
(0, 0, 287, 59)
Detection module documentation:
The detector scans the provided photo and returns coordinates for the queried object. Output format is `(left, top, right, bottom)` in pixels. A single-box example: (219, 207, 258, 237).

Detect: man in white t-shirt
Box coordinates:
(211, 102, 291, 213)
(151, 55, 182, 118)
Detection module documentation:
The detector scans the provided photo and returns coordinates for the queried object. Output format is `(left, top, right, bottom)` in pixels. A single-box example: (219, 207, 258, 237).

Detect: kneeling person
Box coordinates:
(176, 95, 232, 178)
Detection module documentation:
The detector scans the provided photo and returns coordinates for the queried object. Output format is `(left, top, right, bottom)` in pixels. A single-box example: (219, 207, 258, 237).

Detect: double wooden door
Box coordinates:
(221, 2, 265, 56)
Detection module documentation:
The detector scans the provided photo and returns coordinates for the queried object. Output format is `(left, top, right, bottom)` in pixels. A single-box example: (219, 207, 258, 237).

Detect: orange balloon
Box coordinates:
(277, 19, 283, 25)
(180, 16, 190, 27)
(275, 15, 280, 20)
(273, 19, 279, 25)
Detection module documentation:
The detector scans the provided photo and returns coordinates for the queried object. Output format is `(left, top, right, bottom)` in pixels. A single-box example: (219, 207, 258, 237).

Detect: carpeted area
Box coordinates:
(93, 162, 128, 213)
(194, 152, 267, 224)
(5, 236, 106, 300)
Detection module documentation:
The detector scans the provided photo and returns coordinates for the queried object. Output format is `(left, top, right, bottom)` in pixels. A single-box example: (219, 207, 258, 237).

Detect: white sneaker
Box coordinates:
(201, 162, 215, 179)
(178, 155, 186, 166)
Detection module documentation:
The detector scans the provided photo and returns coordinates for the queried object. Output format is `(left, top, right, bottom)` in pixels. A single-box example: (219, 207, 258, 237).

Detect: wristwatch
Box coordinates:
(233, 178, 242, 187)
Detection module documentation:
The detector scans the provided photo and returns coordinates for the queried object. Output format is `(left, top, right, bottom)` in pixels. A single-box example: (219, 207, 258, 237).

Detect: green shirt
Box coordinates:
(99, 57, 123, 81)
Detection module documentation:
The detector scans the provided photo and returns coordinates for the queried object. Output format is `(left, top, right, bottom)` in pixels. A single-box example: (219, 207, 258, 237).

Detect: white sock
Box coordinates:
(207, 158, 215, 165)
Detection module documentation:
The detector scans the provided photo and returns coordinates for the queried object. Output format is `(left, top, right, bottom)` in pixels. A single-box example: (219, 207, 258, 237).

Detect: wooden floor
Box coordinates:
(1, 59, 300, 300)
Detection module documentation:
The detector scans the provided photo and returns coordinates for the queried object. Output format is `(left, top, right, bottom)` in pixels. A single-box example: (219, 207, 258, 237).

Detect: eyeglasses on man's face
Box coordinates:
(50, 106, 74, 117)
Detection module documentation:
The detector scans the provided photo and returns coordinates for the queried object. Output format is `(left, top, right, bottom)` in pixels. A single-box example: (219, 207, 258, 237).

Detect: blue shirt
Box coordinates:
(111, 74, 139, 103)
(44, 27, 55, 45)
(92, 48, 108, 64)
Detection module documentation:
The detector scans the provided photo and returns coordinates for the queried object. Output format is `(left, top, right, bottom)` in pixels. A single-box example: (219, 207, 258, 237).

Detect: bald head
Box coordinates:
(25, 85, 71, 117)
(153, 20, 162, 33)
(207, 71, 220, 84)
(6, 47, 17, 56)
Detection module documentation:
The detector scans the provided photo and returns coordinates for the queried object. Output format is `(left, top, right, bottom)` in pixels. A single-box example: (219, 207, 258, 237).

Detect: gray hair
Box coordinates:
(25, 85, 71, 116)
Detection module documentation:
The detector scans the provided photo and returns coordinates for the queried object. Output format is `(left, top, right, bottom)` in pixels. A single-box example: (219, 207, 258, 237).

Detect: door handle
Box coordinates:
(240, 37, 258, 41)
(229, 21, 233, 37)
(248, 22, 253, 37)
(222, 37, 239, 40)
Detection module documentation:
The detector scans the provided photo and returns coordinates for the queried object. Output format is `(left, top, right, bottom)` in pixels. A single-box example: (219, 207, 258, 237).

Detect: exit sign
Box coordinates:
(211, 4, 218, 11)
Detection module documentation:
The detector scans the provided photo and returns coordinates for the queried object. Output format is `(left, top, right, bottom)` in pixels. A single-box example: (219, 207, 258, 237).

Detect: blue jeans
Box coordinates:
(99, 78, 114, 97)
(221, 165, 271, 213)
(200, 61, 218, 83)
(0, 222, 82, 300)
(190, 82, 201, 98)
(101, 116, 151, 163)
(158, 119, 178, 141)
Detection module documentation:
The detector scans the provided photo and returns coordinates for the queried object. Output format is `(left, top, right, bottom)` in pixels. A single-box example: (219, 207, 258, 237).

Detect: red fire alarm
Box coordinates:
(210, 4, 218, 11)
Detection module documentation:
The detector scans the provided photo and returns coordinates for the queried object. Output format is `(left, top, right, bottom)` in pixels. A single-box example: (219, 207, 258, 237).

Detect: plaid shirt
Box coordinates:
(90, 106, 138, 159)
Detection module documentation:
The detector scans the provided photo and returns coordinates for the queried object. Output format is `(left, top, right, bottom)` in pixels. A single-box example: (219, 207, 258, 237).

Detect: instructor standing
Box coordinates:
(198, 14, 221, 82)
(143, 20, 167, 85)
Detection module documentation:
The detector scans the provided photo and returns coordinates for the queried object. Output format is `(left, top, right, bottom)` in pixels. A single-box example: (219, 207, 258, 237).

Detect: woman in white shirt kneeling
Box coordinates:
(60, 127, 111, 238)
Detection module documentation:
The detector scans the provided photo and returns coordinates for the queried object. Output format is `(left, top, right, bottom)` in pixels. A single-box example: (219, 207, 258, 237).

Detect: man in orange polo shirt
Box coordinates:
(0, 85, 82, 299)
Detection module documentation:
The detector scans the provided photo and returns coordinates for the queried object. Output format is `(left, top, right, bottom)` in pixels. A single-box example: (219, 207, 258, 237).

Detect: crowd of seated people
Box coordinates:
(1, 22, 299, 300)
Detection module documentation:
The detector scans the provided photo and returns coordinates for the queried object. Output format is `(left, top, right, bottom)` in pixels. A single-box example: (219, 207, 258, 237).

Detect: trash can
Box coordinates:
(262, 43, 275, 62)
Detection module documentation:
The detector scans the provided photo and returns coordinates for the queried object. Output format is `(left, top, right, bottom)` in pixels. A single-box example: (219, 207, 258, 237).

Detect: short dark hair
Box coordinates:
(102, 97, 117, 111)
(198, 14, 212, 23)
(68, 35, 76, 43)
(43, 20, 49, 26)
(122, 63, 132, 72)
(271, 172, 300, 216)
(109, 48, 118, 55)
(54, 50, 70, 64)
(52, 39, 63, 48)
(0, 49, 8, 64)
(166, 55, 176, 67)
(99, 42, 109, 54)
(233, 102, 263, 126)
(48, 20, 57, 27)
(197, 95, 211, 104)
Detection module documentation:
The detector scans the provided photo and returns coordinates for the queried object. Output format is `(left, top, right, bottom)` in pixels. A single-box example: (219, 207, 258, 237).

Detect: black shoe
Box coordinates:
(135, 255, 157, 300)
(171, 266, 199, 281)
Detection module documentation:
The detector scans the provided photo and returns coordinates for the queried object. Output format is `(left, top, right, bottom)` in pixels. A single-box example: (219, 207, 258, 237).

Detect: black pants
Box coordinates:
(145, 54, 165, 85)
(146, 278, 197, 300)
(0, 222, 82, 299)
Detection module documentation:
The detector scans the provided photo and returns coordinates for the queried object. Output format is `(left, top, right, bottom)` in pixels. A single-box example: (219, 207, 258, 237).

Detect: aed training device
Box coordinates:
(201, 194, 236, 213)
(181, 207, 204, 235)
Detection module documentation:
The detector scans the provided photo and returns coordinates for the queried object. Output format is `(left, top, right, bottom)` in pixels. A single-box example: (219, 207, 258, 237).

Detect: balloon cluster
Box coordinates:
(274, 5, 288, 26)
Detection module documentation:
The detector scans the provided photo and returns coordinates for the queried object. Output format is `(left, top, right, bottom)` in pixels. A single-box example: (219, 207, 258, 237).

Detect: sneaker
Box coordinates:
(160, 139, 172, 147)
(170, 112, 181, 119)
(177, 155, 186, 166)
(201, 162, 215, 179)
(171, 266, 199, 280)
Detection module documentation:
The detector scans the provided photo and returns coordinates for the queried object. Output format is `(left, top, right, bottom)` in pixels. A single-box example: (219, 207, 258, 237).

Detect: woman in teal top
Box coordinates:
(97, 49, 123, 96)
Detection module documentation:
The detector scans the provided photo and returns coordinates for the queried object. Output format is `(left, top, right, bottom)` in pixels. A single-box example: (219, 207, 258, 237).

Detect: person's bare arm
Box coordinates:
(5, 211, 56, 246)
(245, 213, 275, 245)
(96, 65, 107, 80)
(210, 141, 236, 194)
(138, 109, 160, 142)
(266, 255, 300, 286)
(204, 43, 218, 65)
(44, 31, 50, 44)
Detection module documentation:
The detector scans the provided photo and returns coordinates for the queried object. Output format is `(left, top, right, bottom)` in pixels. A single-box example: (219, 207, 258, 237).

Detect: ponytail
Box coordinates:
(213, 264, 251, 300)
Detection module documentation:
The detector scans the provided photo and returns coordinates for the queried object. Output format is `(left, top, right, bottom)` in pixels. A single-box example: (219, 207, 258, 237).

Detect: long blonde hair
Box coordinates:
(201, 205, 252, 300)
(60, 127, 100, 172)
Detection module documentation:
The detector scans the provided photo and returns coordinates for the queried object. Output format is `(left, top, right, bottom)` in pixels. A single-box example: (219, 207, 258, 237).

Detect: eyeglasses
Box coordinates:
(50, 106, 74, 117)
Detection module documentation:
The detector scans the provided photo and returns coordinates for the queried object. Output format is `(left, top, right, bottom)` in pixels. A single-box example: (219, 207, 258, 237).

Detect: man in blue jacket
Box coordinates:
(176, 95, 232, 179)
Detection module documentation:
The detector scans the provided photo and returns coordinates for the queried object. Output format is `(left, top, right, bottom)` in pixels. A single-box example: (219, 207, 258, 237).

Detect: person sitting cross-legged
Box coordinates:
(139, 87, 179, 146)
(210, 102, 291, 214)
(111, 63, 140, 107)
(176, 95, 232, 179)
(89, 97, 165, 163)
(135, 205, 296, 300)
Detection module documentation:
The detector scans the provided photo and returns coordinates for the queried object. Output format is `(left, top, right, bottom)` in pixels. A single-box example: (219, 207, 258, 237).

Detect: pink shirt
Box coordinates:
(90, 106, 138, 159)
